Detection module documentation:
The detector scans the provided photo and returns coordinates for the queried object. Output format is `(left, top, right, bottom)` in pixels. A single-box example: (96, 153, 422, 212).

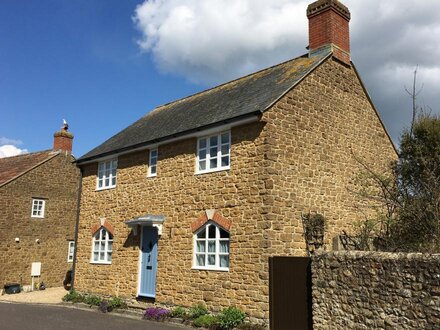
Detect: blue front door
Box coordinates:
(139, 226, 158, 298)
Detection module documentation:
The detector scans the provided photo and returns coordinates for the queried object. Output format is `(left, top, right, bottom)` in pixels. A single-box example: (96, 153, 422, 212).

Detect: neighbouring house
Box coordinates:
(73, 0, 396, 321)
(0, 124, 80, 289)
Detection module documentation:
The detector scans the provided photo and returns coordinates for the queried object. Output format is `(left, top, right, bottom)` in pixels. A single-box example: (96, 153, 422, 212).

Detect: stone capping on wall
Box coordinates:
(311, 250, 440, 329)
(191, 209, 232, 233)
(91, 218, 115, 236)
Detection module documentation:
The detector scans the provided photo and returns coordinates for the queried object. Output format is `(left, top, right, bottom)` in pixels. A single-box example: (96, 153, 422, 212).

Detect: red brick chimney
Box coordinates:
(307, 0, 351, 65)
(53, 120, 73, 154)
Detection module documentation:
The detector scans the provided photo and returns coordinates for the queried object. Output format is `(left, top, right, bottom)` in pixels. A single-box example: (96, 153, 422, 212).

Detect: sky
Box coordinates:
(1, 0, 439, 158)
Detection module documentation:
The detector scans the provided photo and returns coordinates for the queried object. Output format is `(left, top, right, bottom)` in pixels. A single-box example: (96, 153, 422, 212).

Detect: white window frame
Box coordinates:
(96, 158, 117, 190)
(192, 222, 229, 271)
(196, 131, 230, 174)
(67, 241, 75, 262)
(90, 228, 113, 265)
(148, 149, 158, 177)
(31, 199, 46, 218)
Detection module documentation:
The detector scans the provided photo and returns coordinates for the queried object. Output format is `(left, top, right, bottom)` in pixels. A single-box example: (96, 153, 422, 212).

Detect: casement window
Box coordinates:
(97, 159, 117, 190)
(91, 228, 113, 264)
(31, 199, 46, 218)
(193, 223, 229, 271)
(197, 131, 230, 174)
(67, 241, 75, 262)
(148, 149, 158, 177)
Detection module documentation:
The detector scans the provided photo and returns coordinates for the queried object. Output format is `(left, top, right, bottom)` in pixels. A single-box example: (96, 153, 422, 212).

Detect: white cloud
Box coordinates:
(0, 137, 28, 158)
(0, 145, 28, 158)
(133, 0, 440, 139)
(0, 137, 23, 146)
(133, 0, 308, 84)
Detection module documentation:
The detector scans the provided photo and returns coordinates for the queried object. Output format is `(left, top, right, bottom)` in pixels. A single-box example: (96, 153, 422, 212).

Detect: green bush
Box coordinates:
(83, 294, 102, 306)
(62, 290, 84, 303)
(193, 314, 218, 328)
(108, 297, 127, 310)
(218, 307, 246, 330)
(189, 303, 209, 319)
(170, 306, 187, 318)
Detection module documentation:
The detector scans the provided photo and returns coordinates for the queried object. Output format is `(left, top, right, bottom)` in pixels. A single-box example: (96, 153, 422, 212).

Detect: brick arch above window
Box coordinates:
(91, 218, 115, 236)
(191, 209, 232, 233)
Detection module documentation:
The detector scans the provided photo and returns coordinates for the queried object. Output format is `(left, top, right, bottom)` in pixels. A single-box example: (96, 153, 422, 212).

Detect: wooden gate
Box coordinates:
(269, 256, 312, 330)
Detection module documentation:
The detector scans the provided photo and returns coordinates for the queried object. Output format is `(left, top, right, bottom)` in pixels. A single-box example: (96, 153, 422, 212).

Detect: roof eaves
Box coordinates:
(0, 151, 60, 188)
(76, 111, 261, 165)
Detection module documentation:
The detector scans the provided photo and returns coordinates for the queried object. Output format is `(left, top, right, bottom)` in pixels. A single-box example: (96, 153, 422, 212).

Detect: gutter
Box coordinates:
(76, 112, 261, 165)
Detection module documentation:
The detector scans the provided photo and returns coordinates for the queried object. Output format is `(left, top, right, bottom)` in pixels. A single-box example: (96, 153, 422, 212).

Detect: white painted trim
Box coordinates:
(147, 148, 158, 178)
(78, 116, 259, 165)
(191, 266, 229, 272)
(67, 241, 75, 263)
(136, 226, 143, 297)
(31, 199, 46, 218)
(195, 131, 231, 174)
(96, 158, 118, 191)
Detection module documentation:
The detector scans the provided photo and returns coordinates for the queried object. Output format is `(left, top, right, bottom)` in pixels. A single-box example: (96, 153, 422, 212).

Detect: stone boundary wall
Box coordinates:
(311, 251, 440, 329)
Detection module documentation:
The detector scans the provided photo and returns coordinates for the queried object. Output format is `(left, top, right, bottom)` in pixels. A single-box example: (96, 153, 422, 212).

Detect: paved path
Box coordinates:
(0, 302, 187, 330)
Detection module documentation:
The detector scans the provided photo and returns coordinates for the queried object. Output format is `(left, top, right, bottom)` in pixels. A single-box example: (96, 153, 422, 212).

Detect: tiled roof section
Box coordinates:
(78, 51, 331, 163)
(0, 150, 57, 187)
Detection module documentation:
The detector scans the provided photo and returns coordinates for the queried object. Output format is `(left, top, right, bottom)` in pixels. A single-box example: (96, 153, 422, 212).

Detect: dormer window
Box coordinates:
(196, 131, 230, 174)
(97, 159, 117, 190)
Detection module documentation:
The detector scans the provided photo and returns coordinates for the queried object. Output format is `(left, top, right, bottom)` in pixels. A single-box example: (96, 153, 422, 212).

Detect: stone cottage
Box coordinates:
(73, 0, 396, 321)
(0, 124, 80, 289)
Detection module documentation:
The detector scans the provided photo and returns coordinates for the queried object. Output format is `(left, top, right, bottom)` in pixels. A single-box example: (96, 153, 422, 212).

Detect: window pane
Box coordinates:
(220, 229, 229, 238)
(221, 133, 229, 144)
(208, 225, 216, 238)
(221, 156, 229, 167)
(105, 177, 109, 186)
(107, 253, 112, 262)
(197, 228, 206, 238)
(208, 241, 216, 252)
(210, 158, 217, 169)
(111, 177, 116, 186)
(151, 150, 157, 158)
(220, 241, 229, 253)
(196, 254, 205, 266)
(93, 252, 99, 261)
(199, 160, 206, 171)
(208, 255, 215, 265)
(220, 255, 229, 268)
(100, 252, 105, 260)
(101, 230, 106, 239)
(209, 136, 218, 146)
(98, 180, 103, 188)
(198, 149, 206, 160)
(199, 139, 206, 149)
(210, 146, 218, 155)
(196, 241, 205, 252)
(221, 144, 229, 155)
(94, 242, 99, 251)
(108, 241, 113, 251)
(151, 166, 156, 175)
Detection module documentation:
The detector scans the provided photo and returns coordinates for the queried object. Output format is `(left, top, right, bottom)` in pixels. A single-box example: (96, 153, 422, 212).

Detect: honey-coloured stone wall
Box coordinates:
(0, 153, 80, 288)
(74, 56, 396, 322)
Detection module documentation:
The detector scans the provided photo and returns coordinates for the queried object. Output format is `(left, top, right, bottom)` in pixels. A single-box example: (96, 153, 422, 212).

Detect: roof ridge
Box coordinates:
(0, 149, 53, 161)
(148, 53, 309, 115)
